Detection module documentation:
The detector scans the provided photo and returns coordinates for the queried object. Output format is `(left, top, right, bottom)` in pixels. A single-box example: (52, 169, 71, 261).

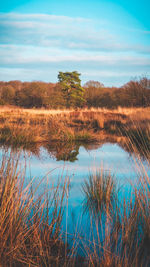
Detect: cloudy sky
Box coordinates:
(0, 0, 150, 86)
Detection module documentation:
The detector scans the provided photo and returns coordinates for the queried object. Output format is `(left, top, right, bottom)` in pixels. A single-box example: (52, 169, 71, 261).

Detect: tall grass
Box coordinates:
(0, 154, 70, 266)
(0, 107, 150, 157)
(0, 108, 150, 266)
(123, 121, 150, 160)
(82, 167, 150, 266)
(82, 170, 117, 214)
(0, 156, 149, 266)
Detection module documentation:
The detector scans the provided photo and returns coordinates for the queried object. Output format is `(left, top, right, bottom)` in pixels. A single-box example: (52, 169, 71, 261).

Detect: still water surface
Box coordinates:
(1, 143, 149, 249)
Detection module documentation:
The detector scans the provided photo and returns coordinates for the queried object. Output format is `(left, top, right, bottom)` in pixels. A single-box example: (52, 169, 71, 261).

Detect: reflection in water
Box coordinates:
(44, 138, 150, 162)
(45, 142, 80, 162)
(1, 126, 150, 163)
(0, 141, 149, 264)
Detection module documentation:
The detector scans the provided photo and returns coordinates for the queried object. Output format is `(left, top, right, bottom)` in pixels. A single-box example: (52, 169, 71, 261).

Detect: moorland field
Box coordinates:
(0, 76, 150, 266)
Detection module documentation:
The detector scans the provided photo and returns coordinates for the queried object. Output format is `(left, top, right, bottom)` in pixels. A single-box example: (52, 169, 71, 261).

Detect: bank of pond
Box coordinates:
(0, 142, 149, 266)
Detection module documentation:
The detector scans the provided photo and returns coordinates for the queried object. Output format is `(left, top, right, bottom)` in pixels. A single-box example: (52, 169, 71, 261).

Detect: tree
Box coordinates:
(122, 80, 149, 107)
(58, 71, 85, 108)
(139, 76, 150, 89)
(1, 85, 15, 104)
(84, 80, 104, 88)
(16, 82, 49, 108)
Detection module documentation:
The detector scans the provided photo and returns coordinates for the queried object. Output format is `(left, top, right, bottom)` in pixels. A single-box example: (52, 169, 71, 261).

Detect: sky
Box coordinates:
(0, 0, 150, 86)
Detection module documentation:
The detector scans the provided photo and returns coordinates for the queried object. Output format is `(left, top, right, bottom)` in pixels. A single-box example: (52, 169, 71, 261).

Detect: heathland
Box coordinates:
(0, 106, 149, 159)
(0, 75, 150, 266)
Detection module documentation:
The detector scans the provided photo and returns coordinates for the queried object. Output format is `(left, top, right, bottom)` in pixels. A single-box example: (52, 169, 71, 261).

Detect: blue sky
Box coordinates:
(0, 0, 150, 86)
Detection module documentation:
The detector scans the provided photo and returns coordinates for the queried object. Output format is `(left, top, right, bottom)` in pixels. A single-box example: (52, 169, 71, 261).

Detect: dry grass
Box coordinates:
(81, 165, 150, 266)
(0, 129, 149, 266)
(0, 105, 150, 115)
(0, 154, 71, 266)
(80, 128, 150, 266)
(0, 106, 149, 159)
(82, 170, 117, 214)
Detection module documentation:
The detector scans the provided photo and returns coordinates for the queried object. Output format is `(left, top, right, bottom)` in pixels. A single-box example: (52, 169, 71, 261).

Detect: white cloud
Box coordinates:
(0, 12, 150, 53)
(0, 12, 90, 23)
(0, 44, 150, 66)
(0, 12, 150, 85)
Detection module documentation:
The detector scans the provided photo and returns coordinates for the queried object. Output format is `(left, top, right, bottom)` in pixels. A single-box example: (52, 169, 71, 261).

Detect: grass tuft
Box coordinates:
(82, 170, 117, 214)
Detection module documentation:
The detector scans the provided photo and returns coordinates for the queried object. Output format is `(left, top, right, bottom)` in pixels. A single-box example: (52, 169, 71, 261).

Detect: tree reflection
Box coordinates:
(45, 142, 80, 162)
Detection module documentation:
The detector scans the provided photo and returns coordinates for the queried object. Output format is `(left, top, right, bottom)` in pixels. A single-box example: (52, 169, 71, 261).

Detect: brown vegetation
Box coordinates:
(82, 172, 150, 266)
(0, 107, 149, 157)
(0, 77, 150, 108)
(0, 153, 149, 266)
(0, 77, 149, 266)
(0, 155, 71, 266)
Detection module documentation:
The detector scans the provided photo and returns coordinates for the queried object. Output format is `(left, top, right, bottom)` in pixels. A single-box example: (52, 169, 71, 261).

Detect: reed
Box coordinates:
(0, 154, 70, 266)
(81, 167, 150, 266)
(123, 122, 150, 159)
(0, 155, 149, 266)
(82, 170, 117, 214)
(0, 106, 150, 266)
(0, 107, 149, 146)
(0, 107, 149, 155)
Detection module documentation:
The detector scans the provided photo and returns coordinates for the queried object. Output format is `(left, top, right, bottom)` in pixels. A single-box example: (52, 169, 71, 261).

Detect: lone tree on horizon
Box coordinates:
(58, 71, 85, 108)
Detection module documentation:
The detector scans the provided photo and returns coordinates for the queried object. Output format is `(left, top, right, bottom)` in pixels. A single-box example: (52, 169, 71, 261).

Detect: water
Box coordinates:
(18, 143, 149, 199)
(0, 142, 149, 252)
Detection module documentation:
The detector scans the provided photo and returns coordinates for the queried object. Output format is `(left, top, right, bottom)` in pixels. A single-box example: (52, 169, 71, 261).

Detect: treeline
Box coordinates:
(0, 81, 65, 108)
(0, 77, 150, 108)
(85, 78, 150, 108)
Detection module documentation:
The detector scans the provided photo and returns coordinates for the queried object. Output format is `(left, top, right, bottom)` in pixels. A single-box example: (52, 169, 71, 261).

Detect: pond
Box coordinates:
(0, 142, 149, 253)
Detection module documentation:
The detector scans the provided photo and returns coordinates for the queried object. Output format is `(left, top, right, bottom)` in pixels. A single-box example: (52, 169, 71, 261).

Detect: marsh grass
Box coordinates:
(123, 122, 150, 159)
(72, 116, 150, 266)
(0, 107, 150, 157)
(0, 106, 150, 266)
(82, 170, 117, 214)
(0, 155, 149, 266)
(0, 154, 71, 266)
(82, 167, 150, 266)
(0, 125, 38, 148)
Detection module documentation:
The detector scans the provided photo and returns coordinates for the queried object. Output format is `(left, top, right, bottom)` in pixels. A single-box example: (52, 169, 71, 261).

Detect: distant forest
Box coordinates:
(0, 76, 150, 109)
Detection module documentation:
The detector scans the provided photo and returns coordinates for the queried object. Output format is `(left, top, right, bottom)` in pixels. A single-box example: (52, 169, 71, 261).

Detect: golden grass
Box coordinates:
(0, 105, 150, 115)
(0, 154, 71, 266)
(0, 134, 149, 266)
(81, 164, 150, 266)
(0, 106, 149, 160)
(82, 170, 117, 214)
